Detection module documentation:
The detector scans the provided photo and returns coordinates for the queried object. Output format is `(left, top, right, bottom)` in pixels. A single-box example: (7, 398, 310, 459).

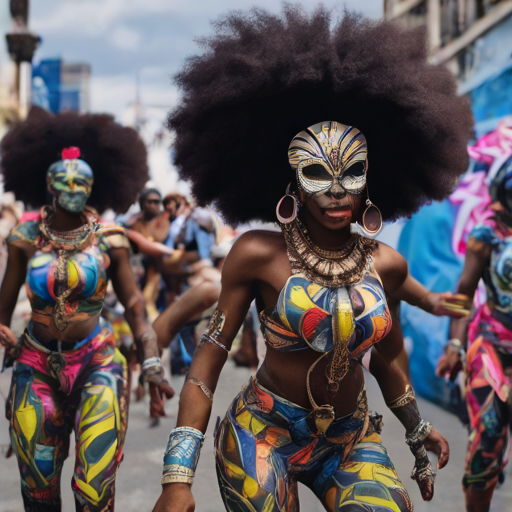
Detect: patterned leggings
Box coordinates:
(464, 311, 512, 492)
(6, 320, 128, 512)
(215, 377, 412, 512)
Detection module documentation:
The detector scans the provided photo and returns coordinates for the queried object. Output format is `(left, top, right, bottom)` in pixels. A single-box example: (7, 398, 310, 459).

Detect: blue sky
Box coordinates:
(30, 0, 382, 120)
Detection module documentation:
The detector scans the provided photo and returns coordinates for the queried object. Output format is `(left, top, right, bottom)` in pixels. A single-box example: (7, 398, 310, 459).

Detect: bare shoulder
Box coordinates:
(230, 229, 285, 259)
(223, 229, 286, 280)
(372, 240, 408, 284)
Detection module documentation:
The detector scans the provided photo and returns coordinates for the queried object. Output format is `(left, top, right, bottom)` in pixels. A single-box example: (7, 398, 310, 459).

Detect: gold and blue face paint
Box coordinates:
(288, 121, 368, 197)
(46, 147, 94, 214)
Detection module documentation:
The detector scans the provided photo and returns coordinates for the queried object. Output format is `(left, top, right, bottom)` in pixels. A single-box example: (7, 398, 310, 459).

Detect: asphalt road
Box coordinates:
(1, 355, 511, 512)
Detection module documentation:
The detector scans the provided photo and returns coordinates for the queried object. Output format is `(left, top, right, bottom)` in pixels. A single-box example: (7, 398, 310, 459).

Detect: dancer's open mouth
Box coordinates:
(321, 205, 352, 219)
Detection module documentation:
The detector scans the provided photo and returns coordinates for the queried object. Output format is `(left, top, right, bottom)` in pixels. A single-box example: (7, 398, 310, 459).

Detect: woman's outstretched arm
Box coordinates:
(153, 232, 269, 512)
(375, 242, 469, 317)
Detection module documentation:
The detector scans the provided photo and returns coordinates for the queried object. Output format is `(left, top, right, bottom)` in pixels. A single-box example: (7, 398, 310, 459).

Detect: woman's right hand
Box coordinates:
(152, 483, 195, 512)
(436, 342, 463, 381)
(0, 324, 18, 352)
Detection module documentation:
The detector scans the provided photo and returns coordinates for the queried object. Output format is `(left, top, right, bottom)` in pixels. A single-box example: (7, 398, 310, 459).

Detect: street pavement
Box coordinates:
(1, 357, 511, 512)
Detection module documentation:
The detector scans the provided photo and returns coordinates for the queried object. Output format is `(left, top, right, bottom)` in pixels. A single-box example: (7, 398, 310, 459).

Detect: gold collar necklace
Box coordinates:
(281, 217, 377, 287)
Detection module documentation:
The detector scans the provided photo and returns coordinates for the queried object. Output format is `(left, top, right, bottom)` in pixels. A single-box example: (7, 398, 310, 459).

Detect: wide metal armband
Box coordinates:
(161, 427, 205, 486)
(200, 309, 229, 352)
(386, 384, 416, 409)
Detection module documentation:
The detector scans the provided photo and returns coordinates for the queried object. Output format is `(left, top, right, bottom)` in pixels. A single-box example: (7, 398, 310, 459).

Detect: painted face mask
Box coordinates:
(288, 121, 368, 197)
(47, 147, 94, 213)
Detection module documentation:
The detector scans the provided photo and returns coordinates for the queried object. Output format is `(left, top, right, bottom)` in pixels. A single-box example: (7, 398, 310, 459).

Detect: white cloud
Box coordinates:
(32, 0, 383, 130)
(90, 72, 180, 121)
(32, 0, 382, 37)
(109, 26, 141, 50)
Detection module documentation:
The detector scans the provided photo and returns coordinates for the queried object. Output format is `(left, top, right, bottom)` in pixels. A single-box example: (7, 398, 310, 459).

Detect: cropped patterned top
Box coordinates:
(6, 207, 130, 331)
(260, 270, 392, 359)
(261, 219, 392, 393)
(469, 219, 512, 323)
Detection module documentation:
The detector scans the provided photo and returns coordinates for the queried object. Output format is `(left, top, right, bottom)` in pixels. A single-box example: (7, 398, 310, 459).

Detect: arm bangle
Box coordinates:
(405, 419, 432, 447)
(446, 338, 465, 356)
(387, 384, 416, 409)
(161, 427, 205, 486)
(200, 309, 229, 352)
(142, 356, 162, 373)
(189, 378, 214, 401)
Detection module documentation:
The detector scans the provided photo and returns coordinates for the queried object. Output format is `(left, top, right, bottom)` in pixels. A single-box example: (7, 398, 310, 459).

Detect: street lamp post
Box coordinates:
(5, 0, 40, 120)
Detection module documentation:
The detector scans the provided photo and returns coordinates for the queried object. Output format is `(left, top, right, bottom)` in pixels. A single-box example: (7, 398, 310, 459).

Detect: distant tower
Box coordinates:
(10, 0, 30, 26)
(5, 0, 40, 119)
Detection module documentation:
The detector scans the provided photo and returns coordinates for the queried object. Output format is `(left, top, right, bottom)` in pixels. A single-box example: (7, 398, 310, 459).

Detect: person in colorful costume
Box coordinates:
(438, 154, 512, 512)
(0, 107, 172, 512)
(152, 7, 473, 512)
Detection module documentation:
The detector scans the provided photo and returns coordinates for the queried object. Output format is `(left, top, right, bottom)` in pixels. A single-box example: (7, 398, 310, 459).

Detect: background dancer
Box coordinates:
(438, 155, 512, 512)
(0, 107, 172, 512)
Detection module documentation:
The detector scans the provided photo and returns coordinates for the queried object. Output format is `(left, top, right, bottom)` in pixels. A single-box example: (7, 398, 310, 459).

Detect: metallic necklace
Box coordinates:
(281, 217, 377, 287)
(39, 206, 99, 252)
(39, 206, 100, 331)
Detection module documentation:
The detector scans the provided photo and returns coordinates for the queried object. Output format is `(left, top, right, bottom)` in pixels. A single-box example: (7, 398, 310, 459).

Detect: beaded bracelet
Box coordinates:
(142, 356, 162, 373)
(405, 419, 432, 447)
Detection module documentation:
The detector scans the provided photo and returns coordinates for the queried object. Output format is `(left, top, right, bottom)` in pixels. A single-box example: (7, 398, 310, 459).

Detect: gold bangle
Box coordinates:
(387, 384, 416, 409)
(161, 465, 195, 485)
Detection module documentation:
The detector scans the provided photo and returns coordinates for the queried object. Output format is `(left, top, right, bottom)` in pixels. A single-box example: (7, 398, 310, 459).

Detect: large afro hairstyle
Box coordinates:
(168, 5, 474, 225)
(0, 106, 149, 213)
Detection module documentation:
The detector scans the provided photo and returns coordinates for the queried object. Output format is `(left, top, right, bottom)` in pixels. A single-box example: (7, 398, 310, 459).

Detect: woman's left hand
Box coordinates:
(148, 375, 175, 418)
(423, 427, 450, 470)
(410, 427, 449, 501)
(427, 292, 471, 318)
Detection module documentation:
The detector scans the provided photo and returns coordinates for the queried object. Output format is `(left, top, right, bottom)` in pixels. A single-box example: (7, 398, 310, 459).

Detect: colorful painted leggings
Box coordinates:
(6, 320, 128, 512)
(464, 306, 512, 492)
(214, 377, 412, 512)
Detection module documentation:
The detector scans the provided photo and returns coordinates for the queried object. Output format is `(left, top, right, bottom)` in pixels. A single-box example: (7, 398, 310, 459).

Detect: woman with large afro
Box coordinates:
(152, 6, 474, 512)
(0, 107, 173, 512)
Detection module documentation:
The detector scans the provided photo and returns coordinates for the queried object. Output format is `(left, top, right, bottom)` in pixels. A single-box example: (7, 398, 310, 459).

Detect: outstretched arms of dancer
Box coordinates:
(376, 242, 469, 317)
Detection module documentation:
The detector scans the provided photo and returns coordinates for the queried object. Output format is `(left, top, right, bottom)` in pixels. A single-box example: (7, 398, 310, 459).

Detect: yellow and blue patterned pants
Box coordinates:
(6, 321, 128, 512)
(215, 377, 412, 512)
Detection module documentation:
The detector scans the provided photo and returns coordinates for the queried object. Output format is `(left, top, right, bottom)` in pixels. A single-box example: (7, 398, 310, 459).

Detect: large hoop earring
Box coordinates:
(360, 191, 382, 236)
(276, 184, 299, 224)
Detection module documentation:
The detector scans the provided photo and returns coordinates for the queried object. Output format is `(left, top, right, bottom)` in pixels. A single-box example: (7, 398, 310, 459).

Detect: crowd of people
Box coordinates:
(0, 5, 511, 512)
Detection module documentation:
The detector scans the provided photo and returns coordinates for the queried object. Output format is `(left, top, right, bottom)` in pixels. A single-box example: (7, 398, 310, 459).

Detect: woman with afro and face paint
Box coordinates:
(0, 107, 173, 512)
(152, 6, 474, 512)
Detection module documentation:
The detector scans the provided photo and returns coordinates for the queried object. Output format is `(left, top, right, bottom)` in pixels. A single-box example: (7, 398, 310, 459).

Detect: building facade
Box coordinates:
(32, 58, 91, 114)
(385, 0, 512, 135)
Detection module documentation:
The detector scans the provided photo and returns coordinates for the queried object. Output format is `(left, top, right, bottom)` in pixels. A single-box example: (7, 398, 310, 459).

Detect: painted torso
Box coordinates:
(7, 216, 129, 330)
(260, 269, 392, 360)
